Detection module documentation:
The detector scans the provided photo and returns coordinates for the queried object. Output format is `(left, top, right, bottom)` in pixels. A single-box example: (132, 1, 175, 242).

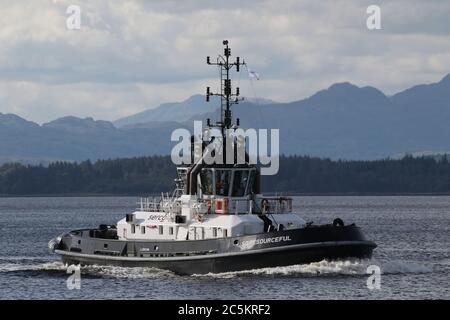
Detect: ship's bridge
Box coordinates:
(198, 166, 258, 199)
(190, 166, 289, 216)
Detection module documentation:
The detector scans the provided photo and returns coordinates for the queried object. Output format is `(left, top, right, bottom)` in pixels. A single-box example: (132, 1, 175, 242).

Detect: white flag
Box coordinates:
(248, 70, 260, 80)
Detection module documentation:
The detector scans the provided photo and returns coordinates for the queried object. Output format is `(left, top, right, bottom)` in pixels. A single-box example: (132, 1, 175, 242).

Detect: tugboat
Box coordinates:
(49, 40, 376, 275)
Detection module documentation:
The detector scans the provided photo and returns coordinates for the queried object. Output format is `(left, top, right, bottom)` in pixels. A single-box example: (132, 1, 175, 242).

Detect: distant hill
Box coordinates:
(113, 95, 275, 127)
(1, 74, 450, 163)
(0, 114, 182, 164)
(113, 95, 220, 128)
(185, 74, 450, 159)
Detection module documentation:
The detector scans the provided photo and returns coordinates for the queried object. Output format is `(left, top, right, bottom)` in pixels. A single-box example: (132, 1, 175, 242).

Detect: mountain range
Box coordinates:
(113, 95, 275, 127)
(1, 74, 449, 164)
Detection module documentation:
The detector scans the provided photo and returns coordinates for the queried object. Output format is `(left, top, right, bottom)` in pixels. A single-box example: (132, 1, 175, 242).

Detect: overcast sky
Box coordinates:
(1, 0, 450, 123)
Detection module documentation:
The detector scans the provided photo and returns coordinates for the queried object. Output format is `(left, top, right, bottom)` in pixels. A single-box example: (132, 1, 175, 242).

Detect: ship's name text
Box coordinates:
(241, 235, 291, 247)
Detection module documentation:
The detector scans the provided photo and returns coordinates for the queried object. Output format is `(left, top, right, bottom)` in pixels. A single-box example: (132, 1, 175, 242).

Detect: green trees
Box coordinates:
(0, 156, 176, 195)
(0, 155, 449, 195)
(262, 155, 450, 194)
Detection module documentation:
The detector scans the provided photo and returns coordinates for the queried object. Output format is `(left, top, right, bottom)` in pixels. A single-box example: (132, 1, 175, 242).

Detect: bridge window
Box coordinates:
(141, 226, 146, 234)
(248, 170, 257, 193)
(159, 225, 164, 235)
(212, 227, 217, 237)
(169, 227, 174, 235)
(215, 170, 231, 196)
(131, 224, 135, 234)
(200, 169, 213, 195)
(232, 170, 250, 197)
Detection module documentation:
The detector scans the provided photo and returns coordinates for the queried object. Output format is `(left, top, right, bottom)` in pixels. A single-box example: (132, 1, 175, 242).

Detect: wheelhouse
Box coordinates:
(198, 167, 258, 198)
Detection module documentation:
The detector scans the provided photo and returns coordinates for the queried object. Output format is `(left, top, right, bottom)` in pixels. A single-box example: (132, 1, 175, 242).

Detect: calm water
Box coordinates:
(0, 196, 448, 300)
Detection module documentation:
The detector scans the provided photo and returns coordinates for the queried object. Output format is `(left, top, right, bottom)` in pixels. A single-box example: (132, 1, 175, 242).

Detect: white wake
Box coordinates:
(194, 259, 433, 278)
(0, 258, 432, 278)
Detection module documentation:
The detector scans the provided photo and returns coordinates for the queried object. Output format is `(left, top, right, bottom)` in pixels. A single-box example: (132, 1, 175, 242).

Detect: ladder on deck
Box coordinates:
(174, 168, 188, 196)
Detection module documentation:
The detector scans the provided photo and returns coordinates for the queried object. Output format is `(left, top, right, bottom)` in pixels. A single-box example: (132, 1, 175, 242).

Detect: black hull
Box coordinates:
(58, 241, 374, 275)
(52, 224, 376, 275)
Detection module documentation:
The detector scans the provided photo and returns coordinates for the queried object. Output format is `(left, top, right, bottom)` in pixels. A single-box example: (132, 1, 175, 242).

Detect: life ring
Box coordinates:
(215, 198, 228, 214)
(261, 198, 270, 213)
(333, 218, 344, 227)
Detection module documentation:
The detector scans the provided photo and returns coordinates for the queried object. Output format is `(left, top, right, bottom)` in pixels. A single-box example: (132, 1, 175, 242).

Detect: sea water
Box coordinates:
(0, 196, 448, 299)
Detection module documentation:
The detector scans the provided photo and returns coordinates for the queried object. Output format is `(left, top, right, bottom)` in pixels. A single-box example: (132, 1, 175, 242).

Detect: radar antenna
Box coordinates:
(205, 40, 246, 131)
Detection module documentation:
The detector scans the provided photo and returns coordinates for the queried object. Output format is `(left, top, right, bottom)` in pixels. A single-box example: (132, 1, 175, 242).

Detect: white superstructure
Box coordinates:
(117, 167, 305, 241)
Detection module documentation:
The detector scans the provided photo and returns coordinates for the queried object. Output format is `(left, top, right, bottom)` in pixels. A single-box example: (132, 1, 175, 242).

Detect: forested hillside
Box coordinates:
(1, 155, 449, 195)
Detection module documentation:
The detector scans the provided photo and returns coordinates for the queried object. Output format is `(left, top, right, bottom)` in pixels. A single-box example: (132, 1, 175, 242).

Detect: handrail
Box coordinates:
(214, 196, 292, 215)
(136, 195, 292, 215)
(254, 196, 293, 214)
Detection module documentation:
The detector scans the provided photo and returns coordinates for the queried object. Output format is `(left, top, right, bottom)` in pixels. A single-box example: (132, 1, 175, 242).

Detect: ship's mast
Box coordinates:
(205, 40, 245, 132)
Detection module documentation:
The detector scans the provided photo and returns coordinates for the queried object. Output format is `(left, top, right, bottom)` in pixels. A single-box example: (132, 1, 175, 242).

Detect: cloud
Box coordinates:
(0, 0, 449, 122)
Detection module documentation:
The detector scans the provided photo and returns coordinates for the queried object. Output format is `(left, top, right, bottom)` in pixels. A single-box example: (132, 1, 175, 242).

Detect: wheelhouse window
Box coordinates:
(212, 227, 217, 237)
(131, 224, 136, 234)
(231, 170, 250, 197)
(141, 226, 146, 234)
(248, 170, 257, 193)
(158, 225, 164, 235)
(215, 170, 231, 196)
(200, 169, 213, 195)
(169, 227, 174, 235)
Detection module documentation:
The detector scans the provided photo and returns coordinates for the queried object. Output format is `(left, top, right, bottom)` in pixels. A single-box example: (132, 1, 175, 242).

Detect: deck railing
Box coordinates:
(214, 196, 293, 215)
(136, 194, 293, 215)
(137, 192, 178, 212)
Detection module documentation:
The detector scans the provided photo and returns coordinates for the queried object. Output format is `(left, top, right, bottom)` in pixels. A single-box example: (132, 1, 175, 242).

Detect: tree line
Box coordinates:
(0, 155, 449, 195)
